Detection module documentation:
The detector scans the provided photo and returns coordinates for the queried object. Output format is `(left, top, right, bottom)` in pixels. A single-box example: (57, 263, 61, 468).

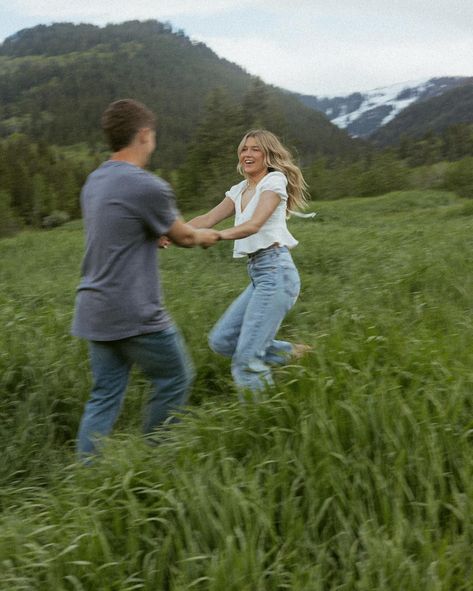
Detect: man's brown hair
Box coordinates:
(101, 99, 156, 152)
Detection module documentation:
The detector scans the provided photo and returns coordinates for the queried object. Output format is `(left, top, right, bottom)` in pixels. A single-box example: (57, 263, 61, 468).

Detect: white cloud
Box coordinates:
(13, 0, 472, 32)
(204, 27, 473, 96)
(3, 0, 473, 95)
(9, 0, 254, 21)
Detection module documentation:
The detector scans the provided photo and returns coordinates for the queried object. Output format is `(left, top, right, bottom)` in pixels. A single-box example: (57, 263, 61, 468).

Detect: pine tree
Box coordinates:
(0, 190, 22, 237)
(241, 78, 287, 137)
(31, 173, 49, 227)
(177, 88, 244, 211)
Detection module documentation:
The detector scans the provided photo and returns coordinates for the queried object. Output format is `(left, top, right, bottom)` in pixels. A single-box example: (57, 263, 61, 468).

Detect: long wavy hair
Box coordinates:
(236, 129, 309, 212)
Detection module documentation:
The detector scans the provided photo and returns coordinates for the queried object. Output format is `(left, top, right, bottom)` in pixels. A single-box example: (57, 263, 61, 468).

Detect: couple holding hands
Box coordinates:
(72, 99, 311, 458)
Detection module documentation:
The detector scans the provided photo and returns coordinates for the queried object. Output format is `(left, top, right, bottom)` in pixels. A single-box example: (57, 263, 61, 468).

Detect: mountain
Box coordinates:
(370, 82, 473, 146)
(297, 77, 472, 138)
(0, 21, 359, 169)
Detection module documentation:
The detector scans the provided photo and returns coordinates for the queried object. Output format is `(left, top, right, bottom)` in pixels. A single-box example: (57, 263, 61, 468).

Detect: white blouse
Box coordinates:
(225, 171, 298, 258)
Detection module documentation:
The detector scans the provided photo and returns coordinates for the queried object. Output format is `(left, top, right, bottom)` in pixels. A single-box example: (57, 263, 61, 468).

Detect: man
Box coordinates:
(72, 98, 220, 458)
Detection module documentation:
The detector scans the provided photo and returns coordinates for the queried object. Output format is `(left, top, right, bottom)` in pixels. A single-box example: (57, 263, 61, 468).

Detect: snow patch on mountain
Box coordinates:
(331, 78, 430, 132)
(297, 77, 470, 138)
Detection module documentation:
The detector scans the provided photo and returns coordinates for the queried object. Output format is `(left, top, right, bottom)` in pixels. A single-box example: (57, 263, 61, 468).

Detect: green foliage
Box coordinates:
(396, 124, 473, 167)
(441, 123, 473, 160)
(0, 190, 22, 237)
(306, 151, 408, 199)
(241, 78, 287, 137)
(0, 134, 91, 231)
(42, 210, 71, 229)
(0, 21, 359, 171)
(1, 190, 473, 588)
(306, 125, 473, 201)
(407, 161, 449, 191)
(443, 156, 473, 198)
(176, 88, 244, 211)
(175, 82, 285, 210)
(357, 152, 408, 196)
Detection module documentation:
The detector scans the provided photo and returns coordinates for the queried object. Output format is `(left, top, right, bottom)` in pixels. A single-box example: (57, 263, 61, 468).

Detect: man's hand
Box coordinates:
(158, 236, 171, 249)
(166, 219, 221, 248)
(195, 229, 221, 248)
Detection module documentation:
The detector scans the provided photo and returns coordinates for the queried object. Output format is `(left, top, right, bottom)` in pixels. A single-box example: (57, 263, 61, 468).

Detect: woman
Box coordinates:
(189, 129, 311, 397)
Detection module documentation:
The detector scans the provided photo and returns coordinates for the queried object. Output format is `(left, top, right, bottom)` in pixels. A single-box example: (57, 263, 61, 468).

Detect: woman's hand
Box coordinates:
(195, 229, 221, 248)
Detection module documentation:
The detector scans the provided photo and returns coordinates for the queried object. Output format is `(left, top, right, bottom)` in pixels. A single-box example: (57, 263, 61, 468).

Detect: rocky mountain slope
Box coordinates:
(297, 77, 472, 139)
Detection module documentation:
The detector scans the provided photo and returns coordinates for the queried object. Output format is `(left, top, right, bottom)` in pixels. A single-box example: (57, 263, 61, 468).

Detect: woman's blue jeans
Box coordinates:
(208, 246, 300, 396)
(76, 325, 194, 457)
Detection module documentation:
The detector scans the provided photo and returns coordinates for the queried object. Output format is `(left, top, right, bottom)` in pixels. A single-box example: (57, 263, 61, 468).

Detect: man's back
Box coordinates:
(72, 160, 178, 341)
(73, 98, 207, 459)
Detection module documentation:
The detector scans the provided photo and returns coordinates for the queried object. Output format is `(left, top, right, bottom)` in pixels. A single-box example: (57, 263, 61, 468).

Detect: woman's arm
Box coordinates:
(166, 218, 221, 248)
(219, 191, 280, 240)
(187, 197, 235, 228)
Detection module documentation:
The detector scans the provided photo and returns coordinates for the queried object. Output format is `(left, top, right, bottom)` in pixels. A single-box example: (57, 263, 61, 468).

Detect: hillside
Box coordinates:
(296, 77, 472, 138)
(0, 21, 359, 169)
(370, 82, 473, 146)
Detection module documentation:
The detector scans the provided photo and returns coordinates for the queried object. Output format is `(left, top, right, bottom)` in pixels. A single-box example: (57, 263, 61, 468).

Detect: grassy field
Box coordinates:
(0, 189, 472, 590)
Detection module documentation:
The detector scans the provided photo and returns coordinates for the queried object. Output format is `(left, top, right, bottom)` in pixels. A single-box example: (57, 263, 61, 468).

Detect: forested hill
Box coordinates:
(370, 83, 473, 147)
(0, 20, 359, 169)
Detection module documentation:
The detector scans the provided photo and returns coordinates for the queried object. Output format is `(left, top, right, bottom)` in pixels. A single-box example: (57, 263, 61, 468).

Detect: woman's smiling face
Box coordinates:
(239, 137, 268, 178)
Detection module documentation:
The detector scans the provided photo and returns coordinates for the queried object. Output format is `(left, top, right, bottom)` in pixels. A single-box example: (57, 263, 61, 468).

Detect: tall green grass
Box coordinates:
(0, 190, 472, 589)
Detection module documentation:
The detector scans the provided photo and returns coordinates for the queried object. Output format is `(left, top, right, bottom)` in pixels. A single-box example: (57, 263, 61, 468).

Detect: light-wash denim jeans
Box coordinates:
(76, 325, 194, 457)
(209, 245, 300, 397)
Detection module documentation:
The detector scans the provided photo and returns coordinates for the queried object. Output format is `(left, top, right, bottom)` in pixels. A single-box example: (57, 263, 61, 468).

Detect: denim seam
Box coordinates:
(235, 266, 279, 366)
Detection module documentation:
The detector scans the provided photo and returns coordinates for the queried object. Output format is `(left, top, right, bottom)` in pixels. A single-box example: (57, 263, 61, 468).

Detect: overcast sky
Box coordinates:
(1, 0, 472, 96)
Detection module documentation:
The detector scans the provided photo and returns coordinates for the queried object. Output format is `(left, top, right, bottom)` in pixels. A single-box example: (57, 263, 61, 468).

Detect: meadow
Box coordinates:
(0, 189, 472, 590)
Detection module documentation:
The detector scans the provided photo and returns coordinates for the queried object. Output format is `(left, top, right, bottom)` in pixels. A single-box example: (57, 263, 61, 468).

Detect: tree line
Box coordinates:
(0, 20, 357, 171)
(1, 97, 472, 238)
(0, 135, 96, 236)
(305, 123, 473, 201)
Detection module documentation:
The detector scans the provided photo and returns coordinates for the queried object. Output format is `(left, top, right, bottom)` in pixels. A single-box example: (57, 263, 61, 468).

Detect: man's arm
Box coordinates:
(166, 218, 220, 248)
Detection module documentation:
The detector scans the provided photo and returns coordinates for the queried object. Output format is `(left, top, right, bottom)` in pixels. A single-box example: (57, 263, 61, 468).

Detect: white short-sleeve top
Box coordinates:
(225, 171, 298, 258)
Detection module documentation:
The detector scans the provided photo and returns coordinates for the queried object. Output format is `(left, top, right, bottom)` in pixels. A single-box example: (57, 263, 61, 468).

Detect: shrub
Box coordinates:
(443, 156, 473, 198)
(42, 210, 71, 229)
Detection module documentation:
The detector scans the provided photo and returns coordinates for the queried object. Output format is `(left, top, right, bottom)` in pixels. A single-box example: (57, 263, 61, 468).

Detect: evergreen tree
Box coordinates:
(31, 173, 49, 227)
(177, 88, 244, 211)
(0, 21, 358, 170)
(0, 190, 22, 237)
(241, 78, 286, 136)
(0, 135, 91, 230)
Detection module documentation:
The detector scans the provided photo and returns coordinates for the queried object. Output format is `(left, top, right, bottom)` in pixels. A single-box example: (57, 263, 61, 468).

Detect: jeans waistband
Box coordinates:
(247, 243, 288, 260)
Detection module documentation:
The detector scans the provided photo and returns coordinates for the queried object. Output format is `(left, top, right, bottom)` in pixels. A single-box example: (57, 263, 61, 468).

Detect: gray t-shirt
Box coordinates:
(71, 160, 178, 341)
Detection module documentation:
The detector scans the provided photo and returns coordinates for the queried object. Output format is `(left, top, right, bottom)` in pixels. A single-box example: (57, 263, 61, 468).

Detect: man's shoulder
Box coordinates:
(138, 169, 172, 194)
(115, 165, 172, 196)
(87, 162, 172, 196)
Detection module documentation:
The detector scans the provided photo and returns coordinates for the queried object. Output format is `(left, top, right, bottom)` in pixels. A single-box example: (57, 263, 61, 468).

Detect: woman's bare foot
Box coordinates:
(291, 343, 313, 359)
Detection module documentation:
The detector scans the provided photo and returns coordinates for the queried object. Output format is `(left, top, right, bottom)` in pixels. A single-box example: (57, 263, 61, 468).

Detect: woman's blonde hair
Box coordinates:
(237, 129, 309, 212)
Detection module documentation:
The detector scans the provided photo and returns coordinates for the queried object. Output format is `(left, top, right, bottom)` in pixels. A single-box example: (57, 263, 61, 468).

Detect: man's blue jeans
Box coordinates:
(208, 246, 300, 396)
(76, 325, 194, 457)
